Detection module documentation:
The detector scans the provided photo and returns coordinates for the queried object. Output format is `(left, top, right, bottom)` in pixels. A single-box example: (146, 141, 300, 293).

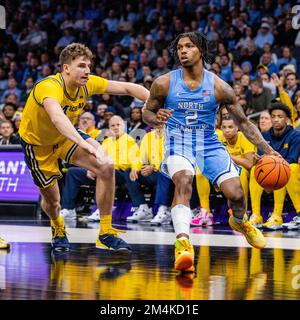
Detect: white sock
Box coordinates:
(171, 204, 192, 237)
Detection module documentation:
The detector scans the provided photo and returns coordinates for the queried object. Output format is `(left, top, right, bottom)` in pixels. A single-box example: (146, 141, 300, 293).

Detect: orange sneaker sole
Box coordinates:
(175, 252, 194, 272)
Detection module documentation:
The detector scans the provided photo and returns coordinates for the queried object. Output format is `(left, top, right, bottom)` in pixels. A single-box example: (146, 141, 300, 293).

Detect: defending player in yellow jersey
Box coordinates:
(19, 43, 149, 252)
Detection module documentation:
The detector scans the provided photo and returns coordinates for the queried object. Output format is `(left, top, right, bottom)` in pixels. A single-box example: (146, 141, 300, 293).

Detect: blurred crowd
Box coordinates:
(0, 0, 300, 229)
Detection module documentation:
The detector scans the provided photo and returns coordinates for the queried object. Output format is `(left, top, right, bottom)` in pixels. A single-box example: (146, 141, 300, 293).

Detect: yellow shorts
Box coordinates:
(20, 128, 91, 189)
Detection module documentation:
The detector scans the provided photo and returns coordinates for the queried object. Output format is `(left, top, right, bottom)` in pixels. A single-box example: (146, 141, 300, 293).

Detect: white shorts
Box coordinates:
(161, 154, 240, 187)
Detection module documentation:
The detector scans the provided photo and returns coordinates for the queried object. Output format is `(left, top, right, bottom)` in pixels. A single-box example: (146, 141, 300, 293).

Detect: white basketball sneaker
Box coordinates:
(150, 205, 172, 225)
(88, 209, 100, 222)
(126, 204, 153, 223)
(60, 208, 76, 220)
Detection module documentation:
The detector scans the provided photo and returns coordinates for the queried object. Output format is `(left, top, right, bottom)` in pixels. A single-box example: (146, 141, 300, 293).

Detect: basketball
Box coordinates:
(254, 155, 291, 191)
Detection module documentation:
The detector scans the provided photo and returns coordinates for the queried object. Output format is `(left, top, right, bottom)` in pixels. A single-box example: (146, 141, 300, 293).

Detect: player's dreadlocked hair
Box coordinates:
(169, 31, 212, 65)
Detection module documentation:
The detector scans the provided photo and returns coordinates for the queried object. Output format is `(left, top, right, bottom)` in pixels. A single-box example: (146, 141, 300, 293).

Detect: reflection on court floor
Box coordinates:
(0, 221, 300, 300)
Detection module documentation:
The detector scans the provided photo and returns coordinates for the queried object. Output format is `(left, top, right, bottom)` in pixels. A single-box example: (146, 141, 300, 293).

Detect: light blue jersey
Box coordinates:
(161, 68, 240, 186)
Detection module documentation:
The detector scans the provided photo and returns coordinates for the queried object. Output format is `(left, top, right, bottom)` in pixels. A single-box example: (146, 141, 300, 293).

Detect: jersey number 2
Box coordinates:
(185, 110, 198, 125)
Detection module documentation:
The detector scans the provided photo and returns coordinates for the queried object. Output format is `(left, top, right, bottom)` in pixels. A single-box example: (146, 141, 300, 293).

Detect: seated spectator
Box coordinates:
(259, 43, 277, 65)
(260, 73, 276, 98)
(247, 79, 272, 113)
(254, 23, 274, 49)
(0, 120, 20, 145)
(0, 67, 8, 96)
(20, 76, 34, 104)
(271, 73, 299, 128)
(259, 52, 278, 75)
(152, 56, 170, 79)
(249, 102, 300, 230)
(100, 106, 116, 129)
(127, 107, 147, 144)
(77, 112, 101, 140)
(220, 115, 256, 209)
(276, 47, 297, 73)
(219, 54, 233, 84)
(258, 111, 272, 132)
(95, 103, 107, 129)
(285, 72, 300, 102)
(126, 126, 172, 225)
(1, 78, 21, 104)
(12, 111, 22, 134)
(1, 103, 17, 121)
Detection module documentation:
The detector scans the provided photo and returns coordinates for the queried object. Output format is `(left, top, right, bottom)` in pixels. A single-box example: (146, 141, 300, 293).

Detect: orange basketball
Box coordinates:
(254, 155, 291, 191)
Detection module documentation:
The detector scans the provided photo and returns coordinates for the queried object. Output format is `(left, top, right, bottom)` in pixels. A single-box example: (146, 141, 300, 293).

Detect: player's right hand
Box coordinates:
(156, 108, 174, 125)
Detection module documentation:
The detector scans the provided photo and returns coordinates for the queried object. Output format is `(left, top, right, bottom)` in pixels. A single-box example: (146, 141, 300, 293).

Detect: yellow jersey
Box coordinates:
(102, 133, 140, 171)
(139, 130, 164, 171)
(19, 73, 107, 145)
(85, 127, 101, 140)
(220, 132, 256, 159)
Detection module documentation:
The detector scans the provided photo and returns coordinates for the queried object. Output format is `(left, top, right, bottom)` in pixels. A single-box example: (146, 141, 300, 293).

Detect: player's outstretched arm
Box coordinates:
(44, 98, 98, 157)
(105, 80, 150, 102)
(215, 78, 277, 156)
(142, 75, 172, 128)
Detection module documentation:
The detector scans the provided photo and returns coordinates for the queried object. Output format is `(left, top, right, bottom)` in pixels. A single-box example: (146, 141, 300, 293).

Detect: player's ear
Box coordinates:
(63, 63, 70, 74)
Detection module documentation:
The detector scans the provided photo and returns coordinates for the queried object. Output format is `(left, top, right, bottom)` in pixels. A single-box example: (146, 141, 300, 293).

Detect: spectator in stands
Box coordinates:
(260, 73, 276, 98)
(0, 120, 20, 145)
(77, 112, 101, 140)
(20, 76, 34, 105)
(247, 79, 272, 113)
(277, 47, 297, 73)
(285, 72, 300, 102)
(127, 107, 147, 144)
(1, 78, 21, 104)
(260, 52, 278, 75)
(12, 111, 22, 134)
(95, 103, 107, 129)
(220, 115, 256, 209)
(126, 126, 172, 225)
(1, 103, 17, 121)
(220, 54, 233, 83)
(254, 23, 274, 49)
(249, 102, 300, 229)
(274, 18, 298, 47)
(152, 56, 170, 79)
(101, 106, 116, 129)
(260, 43, 278, 65)
(258, 111, 272, 132)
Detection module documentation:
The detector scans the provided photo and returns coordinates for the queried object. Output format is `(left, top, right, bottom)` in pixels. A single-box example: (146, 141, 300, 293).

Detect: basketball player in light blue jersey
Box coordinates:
(143, 31, 280, 273)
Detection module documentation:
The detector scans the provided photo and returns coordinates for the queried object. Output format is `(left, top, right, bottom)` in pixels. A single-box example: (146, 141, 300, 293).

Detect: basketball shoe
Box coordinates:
(150, 205, 172, 225)
(191, 207, 214, 227)
(248, 214, 263, 228)
(97, 227, 132, 251)
(0, 237, 10, 250)
(174, 237, 194, 272)
(229, 214, 266, 249)
(282, 214, 300, 230)
(262, 214, 283, 230)
(51, 218, 70, 252)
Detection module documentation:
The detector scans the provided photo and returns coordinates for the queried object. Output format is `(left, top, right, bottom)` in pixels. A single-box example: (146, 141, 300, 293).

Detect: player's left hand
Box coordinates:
(129, 169, 139, 181)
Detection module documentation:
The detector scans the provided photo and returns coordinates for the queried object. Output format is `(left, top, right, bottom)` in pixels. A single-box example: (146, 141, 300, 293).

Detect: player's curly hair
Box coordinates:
(59, 43, 93, 66)
(169, 31, 212, 65)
